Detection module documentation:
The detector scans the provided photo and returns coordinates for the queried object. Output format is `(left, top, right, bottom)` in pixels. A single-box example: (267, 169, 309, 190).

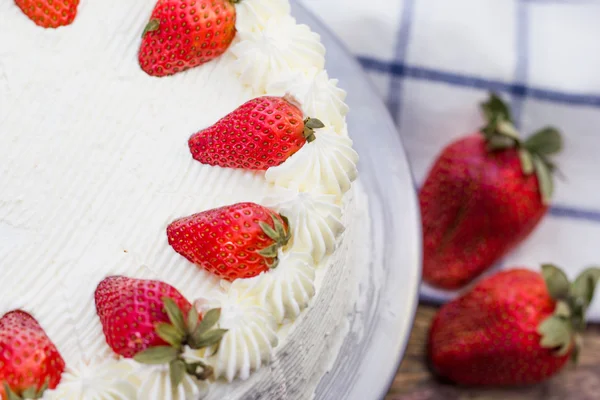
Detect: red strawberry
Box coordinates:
(429, 265, 600, 386)
(139, 0, 239, 77)
(167, 202, 291, 281)
(0, 310, 65, 399)
(95, 276, 227, 387)
(420, 93, 563, 289)
(15, 0, 79, 28)
(188, 96, 325, 170)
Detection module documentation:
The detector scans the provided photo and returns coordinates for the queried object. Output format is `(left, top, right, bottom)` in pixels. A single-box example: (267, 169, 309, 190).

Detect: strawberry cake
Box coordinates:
(0, 0, 365, 399)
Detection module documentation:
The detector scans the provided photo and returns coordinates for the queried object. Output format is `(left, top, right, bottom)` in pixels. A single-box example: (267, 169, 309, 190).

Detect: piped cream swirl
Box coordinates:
(265, 127, 359, 197)
(233, 251, 316, 323)
(128, 364, 209, 400)
(264, 189, 345, 262)
(231, 15, 326, 94)
(193, 289, 278, 382)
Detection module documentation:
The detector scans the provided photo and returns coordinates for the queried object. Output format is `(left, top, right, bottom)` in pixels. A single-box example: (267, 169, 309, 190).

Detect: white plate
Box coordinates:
(292, 3, 423, 400)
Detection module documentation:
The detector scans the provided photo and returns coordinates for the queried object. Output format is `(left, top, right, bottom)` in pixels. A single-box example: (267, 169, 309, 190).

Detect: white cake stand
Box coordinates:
(291, 3, 423, 399)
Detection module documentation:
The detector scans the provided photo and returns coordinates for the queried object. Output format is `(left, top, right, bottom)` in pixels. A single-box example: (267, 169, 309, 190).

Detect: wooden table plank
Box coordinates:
(386, 305, 600, 400)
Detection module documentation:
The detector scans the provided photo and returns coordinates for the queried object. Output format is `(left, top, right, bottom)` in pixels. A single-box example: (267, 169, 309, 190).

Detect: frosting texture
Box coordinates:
(232, 15, 326, 93)
(235, 0, 291, 33)
(265, 127, 359, 197)
(43, 358, 137, 400)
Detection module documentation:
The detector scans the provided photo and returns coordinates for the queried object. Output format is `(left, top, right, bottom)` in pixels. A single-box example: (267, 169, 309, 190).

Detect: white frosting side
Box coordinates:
(233, 251, 316, 323)
(266, 67, 349, 132)
(265, 127, 359, 197)
(129, 364, 209, 400)
(193, 290, 278, 382)
(235, 0, 291, 33)
(43, 358, 137, 400)
(231, 15, 326, 93)
(264, 189, 344, 263)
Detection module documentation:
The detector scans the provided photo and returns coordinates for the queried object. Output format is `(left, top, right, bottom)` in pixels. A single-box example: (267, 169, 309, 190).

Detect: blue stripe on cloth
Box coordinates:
(358, 57, 600, 108)
(511, 0, 530, 127)
(550, 205, 600, 222)
(387, 0, 416, 123)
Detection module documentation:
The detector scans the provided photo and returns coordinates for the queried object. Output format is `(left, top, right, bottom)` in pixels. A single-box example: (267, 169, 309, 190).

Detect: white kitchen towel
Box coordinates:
(299, 0, 600, 320)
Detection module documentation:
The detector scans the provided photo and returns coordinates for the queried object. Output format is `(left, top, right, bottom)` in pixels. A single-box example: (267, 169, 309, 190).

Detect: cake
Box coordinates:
(0, 0, 363, 399)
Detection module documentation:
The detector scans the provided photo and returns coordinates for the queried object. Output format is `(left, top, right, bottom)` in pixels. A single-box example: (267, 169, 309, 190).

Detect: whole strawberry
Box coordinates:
(429, 265, 600, 386)
(420, 93, 563, 289)
(95, 276, 227, 388)
(0, 310, 65, 399)
(189, 96, 325, 170)
(167, 202, 291, 281)
(139, 0, 239, 77)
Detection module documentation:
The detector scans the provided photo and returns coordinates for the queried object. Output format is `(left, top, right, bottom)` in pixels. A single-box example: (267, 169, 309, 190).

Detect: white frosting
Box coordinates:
(129, 364, 209, 400)
(233, 251, 316, 323)
(193, 290, 278, 382)
(235, 0, 291, 33)
(0, 0, 360, 398)
(266, 67, 349, 132)
(264, 190, 344, 263)
(43, 358, 137, 400)
(231, 15, 326, 93)
(266, 127, 359, 197)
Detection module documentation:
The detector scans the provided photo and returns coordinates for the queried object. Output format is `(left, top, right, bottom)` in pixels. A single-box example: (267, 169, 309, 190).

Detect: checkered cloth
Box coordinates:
(300, 0, 600, 320)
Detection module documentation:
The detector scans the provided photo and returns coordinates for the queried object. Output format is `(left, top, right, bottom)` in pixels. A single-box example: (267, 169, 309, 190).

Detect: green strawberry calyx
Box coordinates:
(303, 118, 325, 143)
(133, 298, 227, 388)
(3, 380, 49, 400)
(479, 93, 564, 205)
(538, 264, 600, 362)
(258, 213, 291, 269)
(141, 19, 160, 38)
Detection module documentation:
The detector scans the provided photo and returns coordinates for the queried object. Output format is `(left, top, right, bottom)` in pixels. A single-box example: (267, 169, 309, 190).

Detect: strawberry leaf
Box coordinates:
(163, 298, 186, 335)
(169, 359, 186, 389)
(542, 264, 571, 301)
(35, 379, 49, 399)
(4, 384, 20, 400)
(134, 346, 179, 365)
(22, 388, 37, 398)
(518, 148, 535, 175)
(496, 120, 521, 141)
(195, 308, 222, 337)
(187, 306, 200, 333)
(142, 19, 160, 38)
(304, 118, 325, 130)
(571, 267, 600, 309)
(192, 329, 228, 349)
(537, 315, 572, 355)
(259, 221, 279, 242)
(481, 93, 512, 124)
(486, 135, 515, 152)
(525, 127, 563, 156)
(533, 154, 554, 205)
(156, 322, 184, 348)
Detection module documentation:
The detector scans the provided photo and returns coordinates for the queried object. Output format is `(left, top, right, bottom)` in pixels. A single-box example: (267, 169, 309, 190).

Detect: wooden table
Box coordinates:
(386, 305, 600, 400)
